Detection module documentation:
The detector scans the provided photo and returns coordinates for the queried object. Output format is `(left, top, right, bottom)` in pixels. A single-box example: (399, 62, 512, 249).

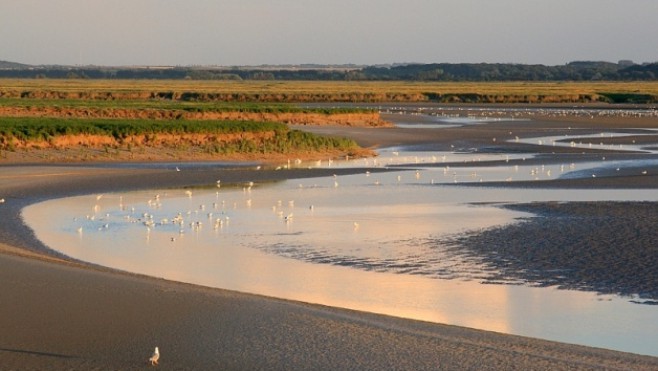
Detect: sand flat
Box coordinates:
(2, 110, 658, 369)
(2, 251, 658, 370)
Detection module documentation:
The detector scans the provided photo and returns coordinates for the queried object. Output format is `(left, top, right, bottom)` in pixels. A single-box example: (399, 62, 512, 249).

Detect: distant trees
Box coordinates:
(185, 70, 242, 80)
(357, 61, 658, 81)
(0, 61, 657, 81)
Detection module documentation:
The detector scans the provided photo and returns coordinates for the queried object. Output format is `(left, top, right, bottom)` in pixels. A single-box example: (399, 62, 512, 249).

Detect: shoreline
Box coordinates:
(2, 110, 658, 369)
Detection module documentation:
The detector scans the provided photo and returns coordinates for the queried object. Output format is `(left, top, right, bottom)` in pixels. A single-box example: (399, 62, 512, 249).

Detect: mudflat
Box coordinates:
(1, 107, 658, 370)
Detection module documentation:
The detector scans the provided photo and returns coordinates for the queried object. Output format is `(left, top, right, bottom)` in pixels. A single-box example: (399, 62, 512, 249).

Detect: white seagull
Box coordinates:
(149, 346, 160, 366)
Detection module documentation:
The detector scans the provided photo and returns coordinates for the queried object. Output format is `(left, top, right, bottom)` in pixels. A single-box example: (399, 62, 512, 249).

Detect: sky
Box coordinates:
(1, 0, 657, 67)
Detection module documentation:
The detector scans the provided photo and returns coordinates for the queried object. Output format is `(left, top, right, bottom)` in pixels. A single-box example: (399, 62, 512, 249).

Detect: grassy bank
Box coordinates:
(2, 79, 658, 103)
(0, 117, 366, 162)
(0, 98, 373, 114)
(1, 79, 655, 162)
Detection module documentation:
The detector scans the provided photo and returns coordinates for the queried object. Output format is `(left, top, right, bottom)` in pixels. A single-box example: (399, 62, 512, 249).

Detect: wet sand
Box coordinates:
(2, 109, 658, 369)
(444, 201, 658, 303)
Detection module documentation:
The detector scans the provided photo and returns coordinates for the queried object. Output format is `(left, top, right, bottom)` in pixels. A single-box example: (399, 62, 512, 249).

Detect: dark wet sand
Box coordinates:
(2, 109, 658, 370)
(444, 201, 658, 302)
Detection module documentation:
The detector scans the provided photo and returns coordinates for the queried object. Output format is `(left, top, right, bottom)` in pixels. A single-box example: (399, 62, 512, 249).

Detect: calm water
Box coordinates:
(21, 110, 658, 357)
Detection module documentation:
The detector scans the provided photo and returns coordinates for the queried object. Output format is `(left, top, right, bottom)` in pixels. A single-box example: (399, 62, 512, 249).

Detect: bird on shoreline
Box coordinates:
(149, 346, 160, 366)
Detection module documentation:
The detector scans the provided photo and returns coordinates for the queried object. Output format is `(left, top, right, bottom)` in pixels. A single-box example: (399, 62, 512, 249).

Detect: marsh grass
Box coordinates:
(0, 117, 361, 155)
(0, 98, 372, 114)
(2, 79, 658, 101)
(0, 117, 282, 140)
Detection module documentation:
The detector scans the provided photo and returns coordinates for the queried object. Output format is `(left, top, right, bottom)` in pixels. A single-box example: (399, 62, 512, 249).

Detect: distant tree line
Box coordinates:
(0, 61, 657, 81)
(357, 62, 658, 81)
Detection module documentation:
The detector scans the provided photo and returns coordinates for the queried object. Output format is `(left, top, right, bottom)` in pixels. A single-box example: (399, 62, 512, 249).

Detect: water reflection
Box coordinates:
(23, 162, 658, 356)
(516, 131, 658, 154)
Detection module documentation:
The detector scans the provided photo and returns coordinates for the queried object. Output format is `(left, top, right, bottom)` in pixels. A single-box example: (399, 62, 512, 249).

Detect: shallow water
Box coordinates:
(516, 130, 658, 154)
(20, 110, 658, 357)
(23, 159, 658, 357)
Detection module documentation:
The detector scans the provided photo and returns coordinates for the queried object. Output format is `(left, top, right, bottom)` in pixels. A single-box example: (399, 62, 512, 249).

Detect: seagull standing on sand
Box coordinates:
(149, 346, 160, 365)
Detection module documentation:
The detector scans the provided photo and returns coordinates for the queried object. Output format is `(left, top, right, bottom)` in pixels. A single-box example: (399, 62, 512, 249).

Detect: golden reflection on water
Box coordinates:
(22, 185, 520, 329)
(21, 168, 658, 357)
(25, 194, 513, 333)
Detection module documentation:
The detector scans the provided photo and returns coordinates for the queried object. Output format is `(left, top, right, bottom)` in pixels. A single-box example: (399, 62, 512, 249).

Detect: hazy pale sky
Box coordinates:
(1, 0, 656, 66)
